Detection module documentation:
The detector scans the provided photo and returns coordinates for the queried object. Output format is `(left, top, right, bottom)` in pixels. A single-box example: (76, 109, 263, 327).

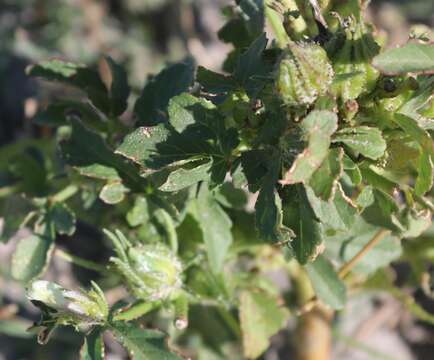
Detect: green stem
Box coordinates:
(56, 248, 106, 273)
(265, 3, 289, 47)
(0, 184, 20, 198)
(113, 300, 161, 322)
(155, 209, 178, 253)
(217, 306, 241, 339)
(338, 229, 390, 279)
(51, 184, 79, 203)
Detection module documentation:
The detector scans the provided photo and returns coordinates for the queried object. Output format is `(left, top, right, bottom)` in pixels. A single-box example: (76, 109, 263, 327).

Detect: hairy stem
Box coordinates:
(56, 248, 106, 273)
(51, 184, 79, 203)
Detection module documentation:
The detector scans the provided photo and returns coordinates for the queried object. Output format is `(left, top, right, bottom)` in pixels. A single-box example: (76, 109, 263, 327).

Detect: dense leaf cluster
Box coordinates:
(1, 0, 434, 358)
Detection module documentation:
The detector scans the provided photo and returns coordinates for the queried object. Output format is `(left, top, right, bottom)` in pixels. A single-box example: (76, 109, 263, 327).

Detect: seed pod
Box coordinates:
(327, 16, 380, 101)
(105, 229, 183, 302)
(276, 42, 334, 107)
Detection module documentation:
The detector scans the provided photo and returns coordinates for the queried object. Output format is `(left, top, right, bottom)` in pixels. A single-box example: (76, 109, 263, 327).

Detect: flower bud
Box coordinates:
(27, 280, 108, 331)
(327, 16, 380, 101)
(106, 229, 183, 302)
(276, 42, 334, 107)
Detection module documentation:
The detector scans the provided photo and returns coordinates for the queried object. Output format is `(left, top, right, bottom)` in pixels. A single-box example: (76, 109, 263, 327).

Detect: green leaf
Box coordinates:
(239, 0, 265, 39)
(110, 322, 182, 360)
(305, 255, 347, 310)
(190, 185, 233, 273)
(305, 184, 357, 232)
(168, 93, 214, 133)
(196, 66, 237, 93)
(11, 234, 54, 283)
(240, 290, 289, 359)
(118, 102, 237, 186)
(9, 147, 48, 196)
(398, 76, 434, 129)
(281, 111, 338, 185)
(332, 126, 387, 160)
(116, 125, 171, 166)
(100, 57, 130, 116)
(214, 182, 248, 210)
(415, 150, 433, 196)
(218, 0, 265, 48)
(234, 33, 268, 96)
(127, 197, 150, 227)
(283, 186, 324, 264)
(28, 60, 110, 114)
(99, 182, 129, 204)
(49, 203, 76, 236)
(393, 114, 433, 156)
(159, 161, 212, 192)
(61, 120, 141, 187)
(372, 43, 434, 75)
(0, 196, 33, 243)
(80, 328, 105, 360)
(342, 154, 362, 185)
(309, 148, 344, 201)
(255, 153, 292, 242)
(33, 101, 105, 129)
(134, 58, 195, 126)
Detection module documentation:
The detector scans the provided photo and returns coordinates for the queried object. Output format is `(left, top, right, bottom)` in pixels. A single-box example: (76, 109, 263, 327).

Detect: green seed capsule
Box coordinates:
(276, 42, 334, 107)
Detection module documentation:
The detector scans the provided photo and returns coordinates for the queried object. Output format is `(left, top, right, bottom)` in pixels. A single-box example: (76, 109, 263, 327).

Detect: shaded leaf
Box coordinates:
(234, 33, 268, 96)
(415, 151, 433, 196)
(281, 111, 338, 185)
(215, 182, 248, 210)
(372, 43, 434, 75)
(240, 290, 289, 359)
(305, 255, 347, 310)
(196, 66, 237, 93)
(134, 58, 195, 126)
(284, 186, 323, 264)
(60, 120, 141, 187)
(309, 148, 344, 201)
(11, 234, 54, 283)
(127, 197, 150, 227)
(190, 185, 233, 273)
(50, 203, 76, 236)
(168, 93, 214, 133)
(159, 161, 212, 192)
(255, 153, 292, 242)
(99, 182, 129, 204)
(305, 184, 357, 232)
(80, 328, 104, 360)
(28, 60, 110, 114)
(110, 321, 181, 360)
(116, 125, 171, 166)
(100, 57, 130, 116)
(333, 126, 387, 160)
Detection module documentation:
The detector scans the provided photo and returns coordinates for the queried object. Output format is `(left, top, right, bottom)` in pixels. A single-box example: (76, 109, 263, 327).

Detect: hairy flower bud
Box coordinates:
(27, 280, 108, 336)
(105, 229, 183, 302)
(276, 42, 334, 107)
(327, 16, 380, 100)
